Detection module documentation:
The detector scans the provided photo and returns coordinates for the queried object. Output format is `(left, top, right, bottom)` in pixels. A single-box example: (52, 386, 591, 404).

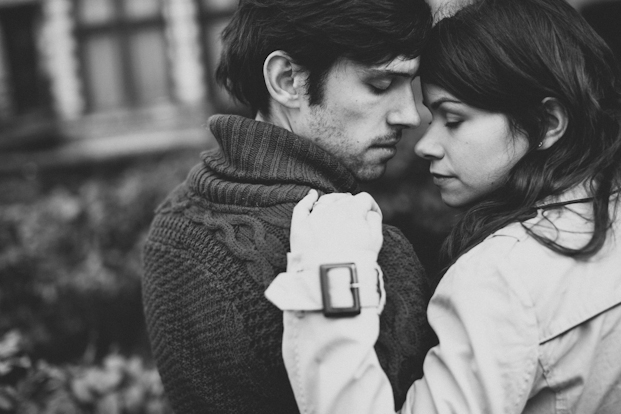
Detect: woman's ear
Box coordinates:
(538, 97, 568, 150)
(263, 51, 306, 109)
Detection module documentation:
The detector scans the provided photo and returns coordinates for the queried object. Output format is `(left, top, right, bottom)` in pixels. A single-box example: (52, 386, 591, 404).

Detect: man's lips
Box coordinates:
(372, 141, 399, 149)
(372, 131, 402, 148)
(369, 132, 402, 158)
(371, 143, 399, 158)
(370, 139, 400, 158)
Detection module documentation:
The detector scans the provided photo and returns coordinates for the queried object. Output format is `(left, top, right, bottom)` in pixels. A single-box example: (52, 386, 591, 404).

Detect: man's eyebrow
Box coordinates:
(363, 68, 417, 78)
(422, 97, 463, 110)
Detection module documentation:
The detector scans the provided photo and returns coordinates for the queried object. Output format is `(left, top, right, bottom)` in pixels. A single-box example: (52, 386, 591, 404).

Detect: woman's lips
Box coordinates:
(431, 172, 455, 185)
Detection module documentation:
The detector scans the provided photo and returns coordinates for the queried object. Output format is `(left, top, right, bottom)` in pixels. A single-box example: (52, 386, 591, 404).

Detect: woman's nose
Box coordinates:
(414, 128, 444, 160)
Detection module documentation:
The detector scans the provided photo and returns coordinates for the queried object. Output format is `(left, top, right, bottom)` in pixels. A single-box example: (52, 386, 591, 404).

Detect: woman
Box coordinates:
(265, 0, 621, 412)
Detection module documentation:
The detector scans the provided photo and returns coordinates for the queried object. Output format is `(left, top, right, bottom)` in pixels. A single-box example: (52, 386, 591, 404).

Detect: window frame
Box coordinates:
(73, 0, 172, 113)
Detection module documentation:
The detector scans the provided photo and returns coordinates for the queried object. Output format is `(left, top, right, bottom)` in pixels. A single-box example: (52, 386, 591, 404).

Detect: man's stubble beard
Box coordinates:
(306, 107, 402, 182)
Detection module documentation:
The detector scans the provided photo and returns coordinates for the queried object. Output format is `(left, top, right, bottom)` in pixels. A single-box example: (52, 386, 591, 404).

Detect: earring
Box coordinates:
(537, 141, 543, 148)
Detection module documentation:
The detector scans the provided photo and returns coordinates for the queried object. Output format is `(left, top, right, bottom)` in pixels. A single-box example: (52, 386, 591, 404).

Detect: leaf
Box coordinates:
(0, 387, 16, 411)
(0, 332, 21, 360)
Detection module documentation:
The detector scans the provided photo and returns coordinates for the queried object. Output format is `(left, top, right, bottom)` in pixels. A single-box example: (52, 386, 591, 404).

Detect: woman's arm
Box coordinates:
(267, 190, 396, 414)
(401, 238, 540, 413)
(267, 192, 540, 414)
(282, 300, 396, 414)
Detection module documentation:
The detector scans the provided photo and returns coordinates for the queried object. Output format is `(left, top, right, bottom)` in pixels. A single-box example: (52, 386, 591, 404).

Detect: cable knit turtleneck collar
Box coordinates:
(187, 115, 360, 207)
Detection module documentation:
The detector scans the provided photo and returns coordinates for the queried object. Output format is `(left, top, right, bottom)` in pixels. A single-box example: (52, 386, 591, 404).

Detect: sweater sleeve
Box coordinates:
(142, 213, 298, 414)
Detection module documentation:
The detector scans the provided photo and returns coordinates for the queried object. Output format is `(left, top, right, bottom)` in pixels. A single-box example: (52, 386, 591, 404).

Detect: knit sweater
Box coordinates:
(142, 115, 436, 414)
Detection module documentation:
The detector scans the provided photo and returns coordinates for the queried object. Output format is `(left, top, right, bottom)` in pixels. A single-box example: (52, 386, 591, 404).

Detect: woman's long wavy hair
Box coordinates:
(419, 0, 621, 270)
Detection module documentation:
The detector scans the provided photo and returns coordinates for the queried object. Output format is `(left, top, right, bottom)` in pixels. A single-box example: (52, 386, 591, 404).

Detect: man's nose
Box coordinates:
(387, 87, 421, 129)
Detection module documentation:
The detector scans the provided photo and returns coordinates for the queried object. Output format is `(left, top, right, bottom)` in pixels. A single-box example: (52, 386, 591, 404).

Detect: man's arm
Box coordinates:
(143, 214, 298, 414)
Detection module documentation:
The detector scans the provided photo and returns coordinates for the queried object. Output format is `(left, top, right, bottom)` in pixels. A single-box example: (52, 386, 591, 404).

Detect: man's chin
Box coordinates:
(352, 164, 387, 182)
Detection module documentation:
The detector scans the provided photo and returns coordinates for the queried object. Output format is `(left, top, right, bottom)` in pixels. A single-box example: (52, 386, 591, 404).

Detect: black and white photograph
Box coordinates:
(1, 0, 620, 413)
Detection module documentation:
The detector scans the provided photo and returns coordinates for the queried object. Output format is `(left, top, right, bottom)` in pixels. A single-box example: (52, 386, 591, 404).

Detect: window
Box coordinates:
(0, 20, 12, 124)
(0, 4, 50, 121)
(196, 0, 241, 112)
(75, 0, 171, 113)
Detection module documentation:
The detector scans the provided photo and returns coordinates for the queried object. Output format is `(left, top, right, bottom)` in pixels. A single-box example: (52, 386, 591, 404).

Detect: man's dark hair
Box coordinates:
(216, 0, 431, 116)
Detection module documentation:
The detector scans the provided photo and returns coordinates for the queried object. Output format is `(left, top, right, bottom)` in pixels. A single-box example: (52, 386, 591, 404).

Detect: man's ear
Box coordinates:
(263, 51, 306, 109)
(538, 97, 568, 150)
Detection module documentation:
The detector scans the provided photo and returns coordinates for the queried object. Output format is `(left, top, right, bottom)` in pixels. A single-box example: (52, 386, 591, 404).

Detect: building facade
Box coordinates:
(0, 0, 240, 153)
(0, 0, 618, 156)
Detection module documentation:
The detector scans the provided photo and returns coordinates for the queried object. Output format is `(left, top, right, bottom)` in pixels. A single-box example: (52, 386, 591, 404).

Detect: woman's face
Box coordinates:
(415, 84, 530, 209)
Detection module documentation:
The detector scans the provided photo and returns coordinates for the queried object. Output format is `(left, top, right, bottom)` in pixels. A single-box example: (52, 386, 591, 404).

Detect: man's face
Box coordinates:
(294, 56, 421, 181)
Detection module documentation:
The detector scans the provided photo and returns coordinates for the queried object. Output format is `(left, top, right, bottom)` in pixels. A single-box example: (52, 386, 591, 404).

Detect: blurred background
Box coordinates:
(0, 0, 618, 412)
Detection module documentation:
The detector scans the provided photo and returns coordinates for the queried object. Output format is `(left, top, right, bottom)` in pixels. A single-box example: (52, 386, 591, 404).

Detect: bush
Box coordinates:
(0, 331, 172, 414)
(0, 150, 202, 413)
(0, 150, 200, 363)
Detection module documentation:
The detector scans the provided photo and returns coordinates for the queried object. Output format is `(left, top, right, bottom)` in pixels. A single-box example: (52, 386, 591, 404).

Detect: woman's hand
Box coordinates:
(290, 190, 384, 258)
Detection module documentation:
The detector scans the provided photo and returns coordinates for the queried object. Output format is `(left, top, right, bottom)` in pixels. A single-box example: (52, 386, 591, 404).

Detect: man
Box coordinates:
(142, 1, 435, 413)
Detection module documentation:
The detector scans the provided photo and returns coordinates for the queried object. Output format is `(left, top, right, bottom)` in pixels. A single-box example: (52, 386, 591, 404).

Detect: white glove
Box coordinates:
(290, 190, 384, 260)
